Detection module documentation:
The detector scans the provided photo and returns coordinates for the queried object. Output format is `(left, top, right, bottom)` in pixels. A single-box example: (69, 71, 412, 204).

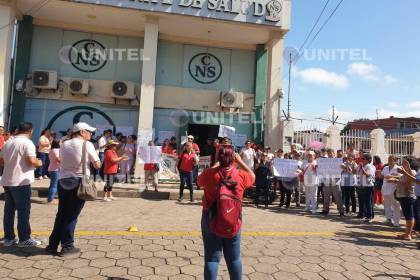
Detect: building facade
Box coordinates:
(0, 0, 291, 157)
(348, 117, 420, 131)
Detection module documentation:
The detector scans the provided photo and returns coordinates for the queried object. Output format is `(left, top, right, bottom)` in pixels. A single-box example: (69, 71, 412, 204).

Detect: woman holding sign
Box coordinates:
(177, 142, 199, 202)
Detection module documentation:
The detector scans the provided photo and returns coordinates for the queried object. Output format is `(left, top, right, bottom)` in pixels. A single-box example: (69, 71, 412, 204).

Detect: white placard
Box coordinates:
(272, 159, 298, 178)
(181, 136, 187, 145)
(158, 131, 175, 144)
(138, 146, 162, 164)
(317, 158, 343, 178)
(218, 125, 236, 139)
(116, 126, 134, 136)
(138, 129, 154, 147)
(159, 154, 179, 180)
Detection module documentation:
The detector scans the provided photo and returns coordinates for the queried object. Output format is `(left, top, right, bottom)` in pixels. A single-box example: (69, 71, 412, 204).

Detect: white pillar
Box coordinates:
(0, 4, 15, 126)
(370, 128, 388, 160)
(134, 16, 159, 179)
(413, 132, 420, 158)
(325, 125, 341, 152)
(264, 32, 284, 150)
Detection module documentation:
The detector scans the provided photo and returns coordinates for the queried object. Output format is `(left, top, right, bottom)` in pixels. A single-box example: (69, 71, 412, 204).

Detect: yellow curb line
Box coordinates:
(30, 230, 399, 238)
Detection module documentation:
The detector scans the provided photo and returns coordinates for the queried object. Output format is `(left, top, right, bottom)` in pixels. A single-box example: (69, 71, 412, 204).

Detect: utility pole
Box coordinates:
(316, 105, 346, 125)
(287, 53, 292, 119)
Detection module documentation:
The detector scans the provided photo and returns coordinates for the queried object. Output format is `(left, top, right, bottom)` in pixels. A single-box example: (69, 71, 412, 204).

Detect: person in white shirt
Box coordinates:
(0, 122, 43, 247)
(356, 153, 376, 223)
(381, 155, 401, 227)
(37, 128, 52, 179)
(240, 140, 257, 170)
(46, 122, 101, 257)
(341, 154, 357, 215)
(303, 151, 318, 213)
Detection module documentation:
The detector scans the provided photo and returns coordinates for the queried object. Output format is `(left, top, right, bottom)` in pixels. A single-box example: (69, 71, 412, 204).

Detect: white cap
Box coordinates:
(73, 122, 96, 133)
(187, 135, 194, 140)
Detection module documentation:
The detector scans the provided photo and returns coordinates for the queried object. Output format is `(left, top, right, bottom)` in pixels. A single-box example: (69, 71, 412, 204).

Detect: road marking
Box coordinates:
(30, 230, 398, 238)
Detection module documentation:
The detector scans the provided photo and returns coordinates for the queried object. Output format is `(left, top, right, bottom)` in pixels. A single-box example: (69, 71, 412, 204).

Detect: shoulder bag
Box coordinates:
(77, 141, 98, 201)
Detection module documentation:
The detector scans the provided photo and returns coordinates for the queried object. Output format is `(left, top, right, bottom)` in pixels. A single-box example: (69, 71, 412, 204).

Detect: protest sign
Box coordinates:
(272, 159, 298, 178)
(138, 146, 162, 164)
(138, 129, 154, 147)
(218, 125, 236, 139)
(159, 154, 179, 181)
(317, 158, 343, 178)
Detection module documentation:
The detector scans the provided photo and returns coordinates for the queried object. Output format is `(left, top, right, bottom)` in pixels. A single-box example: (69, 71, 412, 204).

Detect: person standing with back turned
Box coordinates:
(198, 145, 255, 280)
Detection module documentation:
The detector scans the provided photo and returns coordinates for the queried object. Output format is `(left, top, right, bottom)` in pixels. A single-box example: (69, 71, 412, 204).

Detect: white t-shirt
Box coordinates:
(303, 161, 318, 187)
(240, 147, 256, 169)
(0, 135, 37, 186)
(98, 136, 107, 153)
(381, 165, 399, 195)
(358, 164, 376, 187)
(59, 138, 100, 179)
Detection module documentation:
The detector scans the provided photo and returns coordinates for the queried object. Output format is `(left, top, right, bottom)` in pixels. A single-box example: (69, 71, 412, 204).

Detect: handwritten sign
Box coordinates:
(272, 159, 298, 178)
(138, 146, 162, 164)
(218, 125, 236, 139)
(317, 158, 343, 178)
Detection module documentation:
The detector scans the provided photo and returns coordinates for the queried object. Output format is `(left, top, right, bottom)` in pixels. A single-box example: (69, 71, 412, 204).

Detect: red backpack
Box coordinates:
(209, 168, 242, 238)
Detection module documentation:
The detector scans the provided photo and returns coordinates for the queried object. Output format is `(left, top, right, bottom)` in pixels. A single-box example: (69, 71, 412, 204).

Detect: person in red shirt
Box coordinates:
(177, 142, 198, 202)
(103, 140, 128, 201)
(197, 144, 255, 280)
(144, 141, 159, 192)
(373, 155, 385, 208)
(162, 138, 177, 157)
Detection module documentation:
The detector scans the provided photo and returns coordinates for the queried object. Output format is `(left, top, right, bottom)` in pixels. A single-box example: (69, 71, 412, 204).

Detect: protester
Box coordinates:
(254, 152, 272, 208)
(170, 136, 178, 151)
(186, 135, 200, 185)
(0, 125, 5, 151)
(98, 129, 112, 178)
(201, 138, 214, 157)
(46, 122, 101, 256)
(60, 128, 73, 144)
(292, 152, 302, 207)
(356, 153, 376, 222)
(272, 149, 284, 193)
(341, 154, 358, 215)
(264, 146, 275, 161)
(392, 157, 418, 240)
(197, 144, 255, 280)
(412, 162, 420, 240)
(103, 140, 128, 201)
(121, 135, 137, 183)
(322, 149, 345, 217)
(279, 154, 302, 208)
(178, 142, 199, 202)
(373, 155, 385, 208)
(382, 155, 401, 227)
(336, 149, 344, 158)
(0, 122, 43, 247)
(144, 141, 159, 192)
(303, 151, 318, 214)
(240, 140, 257, 171)
(37, 128, 52, 180)
(162, 138, 177, 156)
(45, 140, 61, 205)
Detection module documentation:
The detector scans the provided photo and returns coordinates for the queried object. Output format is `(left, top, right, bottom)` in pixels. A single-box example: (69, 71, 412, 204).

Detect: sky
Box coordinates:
(283, 0, 420, 130)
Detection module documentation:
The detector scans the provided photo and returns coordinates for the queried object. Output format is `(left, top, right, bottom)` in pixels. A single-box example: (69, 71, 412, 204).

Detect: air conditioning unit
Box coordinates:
(111, 81, 136, 99)
(220, 91, 244, 108)
(69, 79, 89, 95)
(32, 70, 58, 90)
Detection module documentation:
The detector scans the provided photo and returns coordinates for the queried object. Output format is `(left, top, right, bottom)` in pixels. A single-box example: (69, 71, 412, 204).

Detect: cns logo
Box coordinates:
(188, 53, 222, 84)
(67, 39, 107, 73)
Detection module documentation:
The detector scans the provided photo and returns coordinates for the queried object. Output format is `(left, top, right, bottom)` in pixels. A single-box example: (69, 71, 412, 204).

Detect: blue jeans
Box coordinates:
(201, 211, 242, 280)
(179, 170, 194, 201)
(3, 185, 32, 241)
(47, 171, 59, 202)
(48, 178, 85, 249)
(37, 152, 49, 177)
(357, 187, 374, 219)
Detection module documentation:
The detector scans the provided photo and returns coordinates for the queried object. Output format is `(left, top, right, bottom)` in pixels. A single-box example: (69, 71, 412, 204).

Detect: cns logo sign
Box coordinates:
(188, 53, 222, 84)
(65, 39, 107, 73)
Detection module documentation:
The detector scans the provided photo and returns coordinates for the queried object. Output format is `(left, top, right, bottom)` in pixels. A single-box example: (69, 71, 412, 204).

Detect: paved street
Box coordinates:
(1, 198, 420, 280)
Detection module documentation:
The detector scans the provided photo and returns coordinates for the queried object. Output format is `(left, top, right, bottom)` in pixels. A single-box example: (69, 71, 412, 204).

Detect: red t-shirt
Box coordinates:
(192, 143, 200, 154)
(144, 163, 156, 171)
(0, 135, 4, 150)
(179, 152, 196, 172)
(198, 167, 254, 210)
(104, 149, 118, 174)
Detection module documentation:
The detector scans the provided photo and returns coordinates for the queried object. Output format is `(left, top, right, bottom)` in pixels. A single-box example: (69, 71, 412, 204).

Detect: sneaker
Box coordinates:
(45, 245, 58, 255)
(36, 177, 43, 180)
(364, 218, 373, 223)
(43, 175, 49, 179)
(59, 247, 81, 257)
(3, 238, 17, 247)
(109, 196, 117, 201)
(103, 197, 111, 202)
(18, 238, 42, 248)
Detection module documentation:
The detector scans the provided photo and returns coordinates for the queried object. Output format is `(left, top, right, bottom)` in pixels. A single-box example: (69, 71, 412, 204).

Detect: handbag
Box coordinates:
(77, 141, 98, 201)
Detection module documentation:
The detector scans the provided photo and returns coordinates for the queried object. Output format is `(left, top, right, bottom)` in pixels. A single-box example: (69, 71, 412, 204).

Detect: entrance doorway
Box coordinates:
(187, 124, 219, 152)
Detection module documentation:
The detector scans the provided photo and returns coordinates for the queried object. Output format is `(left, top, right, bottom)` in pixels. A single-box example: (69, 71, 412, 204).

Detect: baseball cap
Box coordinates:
(73, 122, 96, 133)
(187, 135, 194, 140)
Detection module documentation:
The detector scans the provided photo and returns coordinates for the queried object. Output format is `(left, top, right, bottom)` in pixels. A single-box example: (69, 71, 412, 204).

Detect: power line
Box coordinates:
(304, 0, 346, 50)
(298, 0, 331, 53)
